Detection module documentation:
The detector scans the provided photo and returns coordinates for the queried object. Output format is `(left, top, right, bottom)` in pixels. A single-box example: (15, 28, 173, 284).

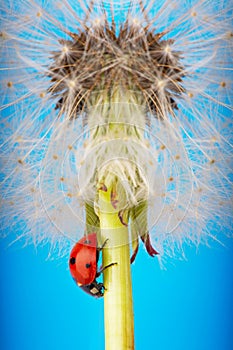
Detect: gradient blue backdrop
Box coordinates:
(1, 237, 233, 350)
(1, 0, 232, 349)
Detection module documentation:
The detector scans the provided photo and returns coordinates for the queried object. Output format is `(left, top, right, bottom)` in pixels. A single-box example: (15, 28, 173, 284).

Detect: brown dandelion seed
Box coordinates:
(211, 136, 217, 143)
(175, 155, 180, 160)
(68, 145, 73, 150)
(210, 159, 215, 165)
(0, 31, 9, 40)
(39, 92, 45, 98)
(160, 145, 166, 150)
(169, 177, 174, 182)
(7, 81, 13, 88)
(53, 155, 58, 160)
(220, 81, 226, 88)
(226, 31, 233, 39)
(15, 136, 23, 143)
(18, 159, 23, 165)
(67, 193, 72, 198)
(60, 177, 65, 182)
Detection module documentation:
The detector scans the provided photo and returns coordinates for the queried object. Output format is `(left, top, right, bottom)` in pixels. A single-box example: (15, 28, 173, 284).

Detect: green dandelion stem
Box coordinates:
(98, 185, 134, 350)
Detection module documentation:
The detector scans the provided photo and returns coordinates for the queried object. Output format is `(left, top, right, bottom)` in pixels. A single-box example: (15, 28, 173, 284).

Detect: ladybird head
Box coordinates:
(79, 283, 105, 298)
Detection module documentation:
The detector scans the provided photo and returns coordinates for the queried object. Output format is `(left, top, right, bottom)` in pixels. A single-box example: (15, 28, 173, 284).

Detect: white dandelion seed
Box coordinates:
(0, 0, 232, 262)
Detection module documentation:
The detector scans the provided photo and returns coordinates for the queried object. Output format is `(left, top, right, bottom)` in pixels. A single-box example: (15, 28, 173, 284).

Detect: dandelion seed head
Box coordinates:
(0, 0, 232, 260)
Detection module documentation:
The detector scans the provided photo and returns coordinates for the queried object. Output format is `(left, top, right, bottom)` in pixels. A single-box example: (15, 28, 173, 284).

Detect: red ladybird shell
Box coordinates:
(69, 233, 97, 285)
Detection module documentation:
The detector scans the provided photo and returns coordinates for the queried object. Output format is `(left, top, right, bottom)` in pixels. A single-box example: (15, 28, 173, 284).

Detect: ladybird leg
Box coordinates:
(96, 238, 109, 261)
(96, 262, 117, 278)
(99, 238, 109, 250)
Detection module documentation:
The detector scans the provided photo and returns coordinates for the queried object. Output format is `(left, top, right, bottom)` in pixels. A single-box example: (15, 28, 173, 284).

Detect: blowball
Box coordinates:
(0, 0, 232, 259)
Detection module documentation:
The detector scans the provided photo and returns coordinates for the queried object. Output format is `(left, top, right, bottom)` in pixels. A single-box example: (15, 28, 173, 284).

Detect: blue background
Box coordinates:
(1, 238, 232, 350)
(1, 0, 232, 349)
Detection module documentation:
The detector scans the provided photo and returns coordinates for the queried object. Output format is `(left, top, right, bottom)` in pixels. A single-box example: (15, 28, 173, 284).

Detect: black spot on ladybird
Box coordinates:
(86, 263, 91, 268)
(70, 257, 76, 265)
(84, 240, 91, 244)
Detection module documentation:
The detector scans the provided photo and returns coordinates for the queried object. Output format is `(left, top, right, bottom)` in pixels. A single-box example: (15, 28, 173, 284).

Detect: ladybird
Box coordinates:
(69, 233, 116, 298)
